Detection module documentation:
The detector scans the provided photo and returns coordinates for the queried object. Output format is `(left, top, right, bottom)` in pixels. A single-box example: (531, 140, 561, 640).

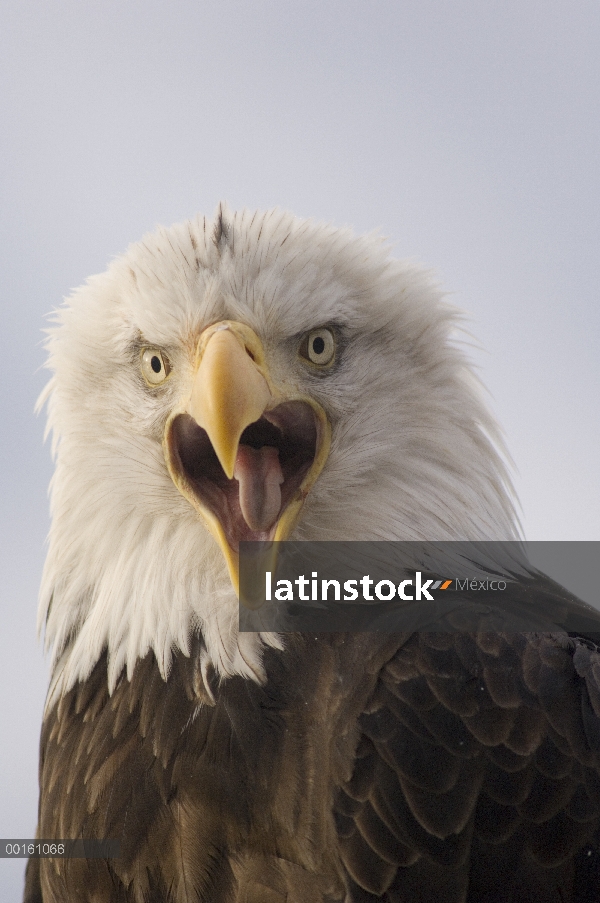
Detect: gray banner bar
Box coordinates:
(239, 541, 600, 634)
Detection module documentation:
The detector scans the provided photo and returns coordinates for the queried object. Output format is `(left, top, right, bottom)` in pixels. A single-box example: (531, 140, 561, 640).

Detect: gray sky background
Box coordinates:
(1, 1, 599, 895)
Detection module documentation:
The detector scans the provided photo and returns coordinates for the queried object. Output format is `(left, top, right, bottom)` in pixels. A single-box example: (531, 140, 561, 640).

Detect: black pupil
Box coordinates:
(312, 336, 325, 356)
(151, 355, 162, 374)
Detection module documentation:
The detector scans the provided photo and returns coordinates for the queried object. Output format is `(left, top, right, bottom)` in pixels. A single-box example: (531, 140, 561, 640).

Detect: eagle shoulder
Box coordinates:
(336, 621, 600, 902)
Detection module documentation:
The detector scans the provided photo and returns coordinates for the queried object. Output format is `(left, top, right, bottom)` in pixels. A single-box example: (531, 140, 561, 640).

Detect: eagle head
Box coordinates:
(38, 204, 518, 705)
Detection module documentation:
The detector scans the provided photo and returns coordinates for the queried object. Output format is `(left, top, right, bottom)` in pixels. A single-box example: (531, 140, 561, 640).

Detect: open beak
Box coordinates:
(163, 321, 331, 604)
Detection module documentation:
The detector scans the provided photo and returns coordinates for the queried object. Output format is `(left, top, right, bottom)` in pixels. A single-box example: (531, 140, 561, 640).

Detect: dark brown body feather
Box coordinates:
(25, 593, 600, 903)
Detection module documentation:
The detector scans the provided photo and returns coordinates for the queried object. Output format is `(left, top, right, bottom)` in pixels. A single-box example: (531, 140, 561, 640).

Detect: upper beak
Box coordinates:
(163, 321, 331, 602)
(189, 323, 274, 479)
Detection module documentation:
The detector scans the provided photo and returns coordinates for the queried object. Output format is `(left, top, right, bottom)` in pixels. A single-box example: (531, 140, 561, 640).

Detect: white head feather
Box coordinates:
(38, 204, 519, 706)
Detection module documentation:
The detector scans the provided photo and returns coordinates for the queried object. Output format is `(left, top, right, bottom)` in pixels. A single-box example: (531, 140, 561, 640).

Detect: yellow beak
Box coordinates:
(164, 321, 331, 604)
(189, 323, 274, 479)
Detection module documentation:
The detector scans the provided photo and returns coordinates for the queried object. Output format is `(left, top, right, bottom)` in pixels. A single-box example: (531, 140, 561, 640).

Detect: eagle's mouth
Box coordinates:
(169, 401, 318, 551)
(163, 319, 331, 599)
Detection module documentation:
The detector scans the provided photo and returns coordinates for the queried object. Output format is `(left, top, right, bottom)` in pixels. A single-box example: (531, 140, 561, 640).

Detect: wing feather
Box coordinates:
(337, 589, 600, 902)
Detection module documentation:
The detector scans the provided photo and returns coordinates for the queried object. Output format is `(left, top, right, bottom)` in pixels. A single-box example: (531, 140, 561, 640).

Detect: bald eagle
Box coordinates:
(25, 206, 600, 902)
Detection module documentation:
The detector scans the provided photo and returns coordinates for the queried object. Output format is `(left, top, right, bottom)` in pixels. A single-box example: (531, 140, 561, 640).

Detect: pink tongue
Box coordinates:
(233, 446, 284, 532)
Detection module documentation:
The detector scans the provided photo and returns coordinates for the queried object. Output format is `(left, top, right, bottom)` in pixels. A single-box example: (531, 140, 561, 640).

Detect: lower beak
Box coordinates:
(163, 321, 331, 603)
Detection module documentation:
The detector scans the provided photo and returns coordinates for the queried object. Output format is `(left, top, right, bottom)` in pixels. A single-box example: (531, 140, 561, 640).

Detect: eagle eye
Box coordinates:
(141, 347, 171, 386)
(299, 328, 335, 368)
